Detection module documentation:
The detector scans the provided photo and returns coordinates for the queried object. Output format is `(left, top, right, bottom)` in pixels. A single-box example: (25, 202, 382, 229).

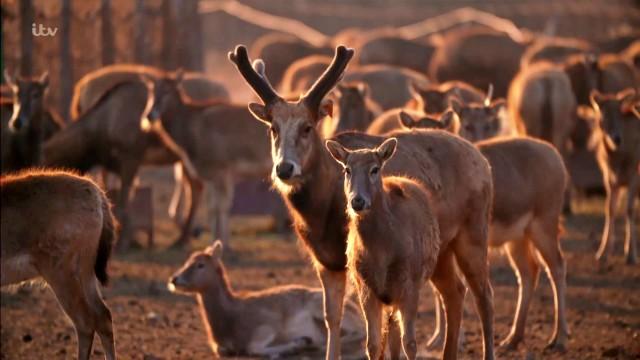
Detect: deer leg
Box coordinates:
(431, 250, 466, 360)
(115, 162, 139, 252)
(597, 183, 620, 264)
(500, 238, 540, 350)
(530, 217, 569, 351)
(426, 287, 446, 351)
(387, 312, 402, 360)
(453, 227, 495, 360)
(84, 278, 116, 360)
(624, 175, 639, 265)
(317, 267, 346, 360)
(43, 270, 97, 360)
(173, 163, 203, 247)
(168, 162, 186, 226)
(248, 326, 311, 359)
(398, 287, 419, 360)
(359, 288, 384, 360)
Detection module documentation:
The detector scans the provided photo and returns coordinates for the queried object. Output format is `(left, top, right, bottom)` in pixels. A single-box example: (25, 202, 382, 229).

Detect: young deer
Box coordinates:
(229, 44, 495, 360)
(590, 89, 640, 265)
(401, 108, 570, 351)
(168, 241, 365, 358)
(1, 169, 117, 360)
(325, 138, 441, 360)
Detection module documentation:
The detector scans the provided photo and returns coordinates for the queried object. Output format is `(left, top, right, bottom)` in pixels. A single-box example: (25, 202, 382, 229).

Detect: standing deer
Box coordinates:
(229, 44, 495, 360)
(401, 108, 570, 351)
(589, 89, 640, 265)
(324, 82, 381, 137)
(1, 169, 117, 360)
(325, 138, 442, 360)
(168, 240, 365, 358)
(2, 71, 65, 172)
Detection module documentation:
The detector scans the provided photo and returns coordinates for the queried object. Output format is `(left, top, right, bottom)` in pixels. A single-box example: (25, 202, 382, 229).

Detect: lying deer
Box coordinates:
(589, 89, 639, 265)
(229, 44, 495, 360)
(325, 138, 441, 360)
(401, 108, 570, 351)
(1, 169, 117, 360)
(168, 241, 365, 358)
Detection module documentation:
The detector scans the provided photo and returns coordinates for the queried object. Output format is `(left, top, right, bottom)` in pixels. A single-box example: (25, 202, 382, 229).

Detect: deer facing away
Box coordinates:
(1, 169, 117, 360)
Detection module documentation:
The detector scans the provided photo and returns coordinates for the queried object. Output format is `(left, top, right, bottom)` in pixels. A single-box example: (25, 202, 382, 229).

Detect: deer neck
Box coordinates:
(351, 191, 392, 249)
(197, 266, 240, 343)
(42, 121, 95, 172)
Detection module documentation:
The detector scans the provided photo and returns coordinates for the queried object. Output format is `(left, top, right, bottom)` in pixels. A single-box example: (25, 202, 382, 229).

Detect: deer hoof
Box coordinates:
(498, 334, 522, 351)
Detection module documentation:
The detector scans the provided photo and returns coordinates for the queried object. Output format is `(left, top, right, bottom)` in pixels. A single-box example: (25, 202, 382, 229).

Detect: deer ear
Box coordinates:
(3, 69, 14, 87)
(39, 71, 49, 87)
(399, 111, 415, 128)
(377, 137, 397, 163)
(319, 98, 334, 119)
(325, 140, 349, 165)
(248, 102, 271, 125)
(206, 240, 224, 259)
(590, 90, 603, 111)
(356, 82, 367, 97)
(440, 110, 460, 132)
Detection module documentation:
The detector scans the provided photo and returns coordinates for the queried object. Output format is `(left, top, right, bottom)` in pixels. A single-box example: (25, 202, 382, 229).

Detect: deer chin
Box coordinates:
(272, 174, 305, 194)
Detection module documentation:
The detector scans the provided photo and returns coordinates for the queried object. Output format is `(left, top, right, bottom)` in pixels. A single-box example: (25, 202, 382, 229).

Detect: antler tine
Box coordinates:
(304, 45, 355, 111)
(228, 45, 281, 104)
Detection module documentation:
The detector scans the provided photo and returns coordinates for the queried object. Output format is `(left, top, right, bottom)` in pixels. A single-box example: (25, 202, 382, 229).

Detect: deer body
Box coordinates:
(169, 242, 365, 358)
(1, 169, 117, 360)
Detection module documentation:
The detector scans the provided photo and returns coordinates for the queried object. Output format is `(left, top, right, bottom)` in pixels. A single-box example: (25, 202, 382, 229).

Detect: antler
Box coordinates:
(228, 45, 281, 104)
(303, 45, 355, 111)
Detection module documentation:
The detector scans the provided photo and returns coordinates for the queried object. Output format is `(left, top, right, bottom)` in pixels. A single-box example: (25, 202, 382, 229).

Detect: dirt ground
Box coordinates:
(1, 167, 639, 360)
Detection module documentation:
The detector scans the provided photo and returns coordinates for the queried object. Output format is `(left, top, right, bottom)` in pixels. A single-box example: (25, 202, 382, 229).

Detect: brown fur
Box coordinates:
(1, 169, 117, 360)
(429, 27, 529, 97)
(508, 62, 577, 154)
(230, 44, 496, 360)
(400, 116, 570, 351)
(520, 37, 594, 69)
(69, 64, 229, 120)
(590, 89, 640, 265)
(279, 55, 332, 96)
(326, 138, 441, 360)
(169, 241, 365, 358)
(357, 35, 436, 73)
(323, 82, 382, 137)
(251, 32, 332, 88)
(408, 80, 487, 114)
(1, 72, 64, 172)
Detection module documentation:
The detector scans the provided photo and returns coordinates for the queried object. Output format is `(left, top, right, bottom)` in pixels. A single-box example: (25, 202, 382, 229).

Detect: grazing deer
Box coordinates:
(402, 109, 570, 351)
(520, 37, 593, 69)
(70, 64, 229, 120)
(1, 71, 64, 172)
(429, 27, 530, 97)
(1, 169, 117, 360)
(229, 44, 495, 360)
(407, 81, 487, 114)
(323, 82, 381, 137)
(357, 35, 437, 73)
(589, 89, 640, 265)
(325, 138, 442, 360)
(168, 241, 365, 358)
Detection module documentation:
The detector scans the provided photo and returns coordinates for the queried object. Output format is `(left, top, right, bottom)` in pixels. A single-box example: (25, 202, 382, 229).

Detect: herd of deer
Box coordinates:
(1, 17, 639, 360)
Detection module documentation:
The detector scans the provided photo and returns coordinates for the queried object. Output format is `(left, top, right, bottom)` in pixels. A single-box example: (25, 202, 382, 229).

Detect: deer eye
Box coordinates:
(301, 125, 313, 137)
(196, 262, 205, 269)
(370, 166, 380, 176)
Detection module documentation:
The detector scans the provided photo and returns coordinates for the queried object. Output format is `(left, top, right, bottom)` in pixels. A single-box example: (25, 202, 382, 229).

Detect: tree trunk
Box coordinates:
(161, 0, 176, 70)
(101, 0, 115, 65)
(19, 0, 33, 76)
(176, 0, 203, 71)
(134, 0, 148, 64)
(59, 0, 72, 122)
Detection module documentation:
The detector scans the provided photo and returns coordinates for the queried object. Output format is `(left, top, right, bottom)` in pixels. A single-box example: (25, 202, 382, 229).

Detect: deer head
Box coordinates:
(399, 110, 460, 134)
(147, 68, 185, 123)
(229, 44, 355, 188)
(325, 137, 397, 215)
(449, 98, 507, 142)
(589, 88, 637, 150)
(5, 70, 49, 132)
(168, 240, 225, 294)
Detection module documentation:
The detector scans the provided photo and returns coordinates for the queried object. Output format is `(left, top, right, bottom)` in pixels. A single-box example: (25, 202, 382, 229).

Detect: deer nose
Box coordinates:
(351, 196, 369, 212)
(276, 162, 295, 180)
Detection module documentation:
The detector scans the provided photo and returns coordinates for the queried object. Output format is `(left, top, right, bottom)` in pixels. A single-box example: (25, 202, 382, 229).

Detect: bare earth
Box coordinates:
(1, 168, 639, 360)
